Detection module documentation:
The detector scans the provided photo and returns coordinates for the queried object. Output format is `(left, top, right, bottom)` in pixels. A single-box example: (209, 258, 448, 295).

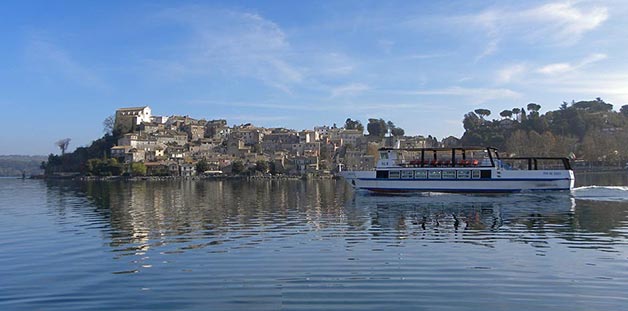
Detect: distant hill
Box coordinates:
(0, 155, 47, 176)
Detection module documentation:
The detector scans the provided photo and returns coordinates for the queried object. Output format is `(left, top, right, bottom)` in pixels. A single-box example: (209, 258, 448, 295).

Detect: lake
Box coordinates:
(1, 172, 628, 310)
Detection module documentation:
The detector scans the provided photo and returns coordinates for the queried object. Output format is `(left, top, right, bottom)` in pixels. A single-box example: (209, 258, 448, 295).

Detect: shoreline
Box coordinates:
(27, 174, 339, 182)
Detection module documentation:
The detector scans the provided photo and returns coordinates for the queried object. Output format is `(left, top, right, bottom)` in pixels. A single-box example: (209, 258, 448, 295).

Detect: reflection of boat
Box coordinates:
(350, 191, 576, 231)
(340, 147, 574, 193)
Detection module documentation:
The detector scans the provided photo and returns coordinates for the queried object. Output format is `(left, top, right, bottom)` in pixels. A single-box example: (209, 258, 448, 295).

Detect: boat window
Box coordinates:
(457, 170, 471, 179)
(389, 171, 400, 179)
(401, 170, 414, 179)
(480, 170, 492, 179)
(380, 152, 388, 160)
(500, 158, 529, 170)
(442, 170, 456, 179)
(376, 170, 389, 179)
(414, 170, 427, 179)
(428, 170, 442, 179)
(536, 158, 569, 170)
(472, 170, 481, 179)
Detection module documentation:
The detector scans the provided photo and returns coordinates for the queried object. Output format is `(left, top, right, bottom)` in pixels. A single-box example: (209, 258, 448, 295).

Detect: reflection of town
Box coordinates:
(45, 180, 628, 256)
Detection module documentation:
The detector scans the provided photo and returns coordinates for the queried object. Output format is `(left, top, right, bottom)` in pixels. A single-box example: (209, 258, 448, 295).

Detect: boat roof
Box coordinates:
(378, 146, 498, 152)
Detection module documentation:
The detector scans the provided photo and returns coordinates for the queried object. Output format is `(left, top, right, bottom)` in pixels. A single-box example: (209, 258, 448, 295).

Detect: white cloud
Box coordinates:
(153, 7, 302, 92)
(525, 2, 608, 41)
(465, 1, 608, 59)
(537, 63, 573, 75)
(537, 53, 607, 75)
(537, 72, 628, 104)
(404, 86, 521, 104)
(497, 63, 527, 84)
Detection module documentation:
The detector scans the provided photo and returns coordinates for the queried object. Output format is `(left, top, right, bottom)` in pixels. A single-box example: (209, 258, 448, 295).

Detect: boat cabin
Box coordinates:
(375, 147, 572, 180)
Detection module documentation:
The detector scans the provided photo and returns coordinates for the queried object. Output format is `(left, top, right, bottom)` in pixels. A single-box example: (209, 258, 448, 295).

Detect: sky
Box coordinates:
(1, 0, 627, 155)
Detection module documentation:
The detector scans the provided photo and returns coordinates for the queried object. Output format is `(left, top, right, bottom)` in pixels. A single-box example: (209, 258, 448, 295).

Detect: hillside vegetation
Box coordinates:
(0, 155, 47, 176)
(459, 99, 628, 165)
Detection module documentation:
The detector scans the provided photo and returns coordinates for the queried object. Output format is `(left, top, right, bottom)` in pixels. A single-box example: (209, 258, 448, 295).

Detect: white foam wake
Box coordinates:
(572, 185, 628, 202)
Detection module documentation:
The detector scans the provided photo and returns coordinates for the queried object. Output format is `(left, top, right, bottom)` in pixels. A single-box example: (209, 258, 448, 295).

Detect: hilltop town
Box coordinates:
(42, 106, 434, 178)
(38, 98, 628, 178)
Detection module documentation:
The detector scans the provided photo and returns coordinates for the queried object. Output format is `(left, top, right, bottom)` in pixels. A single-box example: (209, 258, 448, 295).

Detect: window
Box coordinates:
(442, 170, 456, 179)
(414, 170, 427, 179)
(428, 170, 442, 179)
(472, 170, 481, 179)
(457, 170, 471, 179)
(389, 171, 401, 179)
(401, 170, 414, 179)
(480, 170, 492, 179)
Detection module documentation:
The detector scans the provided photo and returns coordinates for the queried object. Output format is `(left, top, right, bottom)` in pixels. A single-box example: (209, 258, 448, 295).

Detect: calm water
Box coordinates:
(1, 172, 628, 310)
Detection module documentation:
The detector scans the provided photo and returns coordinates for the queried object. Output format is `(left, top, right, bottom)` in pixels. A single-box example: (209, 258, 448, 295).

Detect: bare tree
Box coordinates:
(103, 115, 115, 134)
(56, 138, 71, 155)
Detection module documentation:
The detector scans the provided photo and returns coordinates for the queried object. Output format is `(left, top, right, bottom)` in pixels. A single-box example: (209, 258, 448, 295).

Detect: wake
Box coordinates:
(572, 185, 628, 202)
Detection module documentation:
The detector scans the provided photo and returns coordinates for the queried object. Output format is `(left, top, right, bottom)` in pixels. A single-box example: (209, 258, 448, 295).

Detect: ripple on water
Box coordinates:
(1, 179, 628, 310)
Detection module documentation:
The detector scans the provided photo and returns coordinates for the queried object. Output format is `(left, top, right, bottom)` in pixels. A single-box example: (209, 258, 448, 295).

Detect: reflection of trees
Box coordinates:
(44, 180, 628, 255)
(46, 179, 356, 255)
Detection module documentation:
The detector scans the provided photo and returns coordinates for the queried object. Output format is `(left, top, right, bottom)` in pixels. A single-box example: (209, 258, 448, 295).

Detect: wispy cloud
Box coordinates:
(465, 1, 608, 59)
(399, 86, 521, 104)
(496, 63, 527, 84)
(330, 83, 369, 97)
(537, 53, 607, 75)
(533, 72, 628, 104)
(25, 35, 107, 89)
(151, 6, 303, 92)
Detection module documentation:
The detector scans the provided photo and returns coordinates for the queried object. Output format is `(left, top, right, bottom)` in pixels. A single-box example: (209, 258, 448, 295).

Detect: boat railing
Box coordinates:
(499, 157, 572, 170)
(396, 158, 493, 168)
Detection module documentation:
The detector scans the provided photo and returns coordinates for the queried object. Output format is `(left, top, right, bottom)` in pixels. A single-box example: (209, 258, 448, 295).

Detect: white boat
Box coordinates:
(340, 147, 574, 193)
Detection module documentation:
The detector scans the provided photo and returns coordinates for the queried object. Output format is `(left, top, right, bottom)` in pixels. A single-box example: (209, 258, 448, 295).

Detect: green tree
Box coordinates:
(621, 104, 628, 117)
(195, 159, 210, 174)
(500, 110, 513, 119)
(255, 160, 269, 173)
(344, 118, 364, 132)
(474, 109, 491, 119)
(463, 112, 482, 130)
(231, 161, 245, 175)
(391, 127, 405, 137)
(527, 103, 541, 113)
(130, 162, 147, 176)
(367, 118, 387, 138)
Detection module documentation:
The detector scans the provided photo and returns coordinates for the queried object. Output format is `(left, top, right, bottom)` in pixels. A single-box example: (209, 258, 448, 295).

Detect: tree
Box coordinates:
(500, 110, 513, 119)
(255, 160, 269, 173)
(344, 118, 364, 133)
(231, 161, 245, 175)
(621, 104, 628, 117)
(463, 112, 482, 130)
(512, 108, 521, 121)
(367, 118, 387, 138)
(386, 121, 395, 136)
(527, 103, 541, 118)
(527, 103, 541, 113)
(130, 162, 147, 176)
(474, 109, 491, 119)
(196, 159, 210, 174)
(391, 127, 405, 137)
(103, 115, 115, 134)
(55, 138, 71, 155)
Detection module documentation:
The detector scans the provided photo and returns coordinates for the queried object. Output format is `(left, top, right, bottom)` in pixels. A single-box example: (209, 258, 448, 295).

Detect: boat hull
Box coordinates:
(340, 169, 574, 193)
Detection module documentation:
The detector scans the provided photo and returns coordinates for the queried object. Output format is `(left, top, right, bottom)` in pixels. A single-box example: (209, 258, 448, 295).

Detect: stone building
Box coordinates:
(114, 106, 152, 133)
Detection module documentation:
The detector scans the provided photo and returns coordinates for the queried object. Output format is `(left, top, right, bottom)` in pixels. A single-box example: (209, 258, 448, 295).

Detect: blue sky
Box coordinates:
(1, 0, 627, 155)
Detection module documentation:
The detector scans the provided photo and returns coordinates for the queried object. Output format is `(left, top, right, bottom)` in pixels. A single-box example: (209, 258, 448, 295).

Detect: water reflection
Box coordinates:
(43, 179, 628, 259)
